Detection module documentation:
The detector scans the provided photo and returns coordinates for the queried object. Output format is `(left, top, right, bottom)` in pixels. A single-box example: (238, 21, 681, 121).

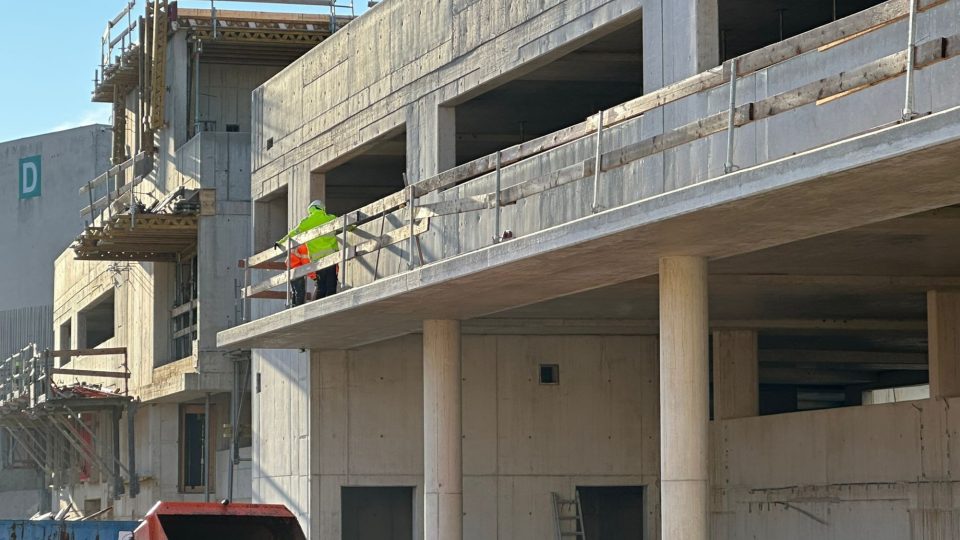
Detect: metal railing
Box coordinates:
(0, 344, 137, 499)
(79, 152, 152, 224)
(240, 0, 955, 313)
(95, 1, 139, 89)
(0, 345, 131, 410)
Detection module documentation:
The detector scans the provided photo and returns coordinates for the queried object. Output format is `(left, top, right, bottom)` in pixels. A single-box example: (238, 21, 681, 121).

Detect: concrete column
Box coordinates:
(643, 0, 719, 89)
(423, 319, 462, 540)
(712, 329, 759, 420)
(407, 94, 457, 183)
(289, 167, 325, 225)
(659, 256, 709, 540)
(928, 290, 960, 398)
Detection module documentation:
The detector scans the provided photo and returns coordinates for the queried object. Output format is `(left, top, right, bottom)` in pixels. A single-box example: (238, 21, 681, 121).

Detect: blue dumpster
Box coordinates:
(0, 519, 139, 539)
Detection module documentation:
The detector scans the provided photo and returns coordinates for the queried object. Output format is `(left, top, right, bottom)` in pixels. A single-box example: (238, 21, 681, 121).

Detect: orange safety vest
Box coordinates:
(289, 245, 317, 279)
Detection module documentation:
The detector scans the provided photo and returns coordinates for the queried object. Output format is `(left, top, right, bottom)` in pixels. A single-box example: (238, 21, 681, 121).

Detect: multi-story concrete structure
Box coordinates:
(219, 0, 960, 538)
(18, 0, 345, 520)
(0, 125, 111, 518)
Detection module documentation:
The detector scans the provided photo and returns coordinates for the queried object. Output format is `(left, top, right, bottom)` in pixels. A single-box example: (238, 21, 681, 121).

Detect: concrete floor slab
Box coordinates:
(219, 107, 960, 350)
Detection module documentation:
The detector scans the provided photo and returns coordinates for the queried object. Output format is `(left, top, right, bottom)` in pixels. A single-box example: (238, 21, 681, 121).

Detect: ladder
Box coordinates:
(552, 491, 586, 540)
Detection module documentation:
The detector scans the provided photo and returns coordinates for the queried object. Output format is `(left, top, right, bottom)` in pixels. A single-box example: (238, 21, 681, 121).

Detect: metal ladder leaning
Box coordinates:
(552, 491, 586, 540)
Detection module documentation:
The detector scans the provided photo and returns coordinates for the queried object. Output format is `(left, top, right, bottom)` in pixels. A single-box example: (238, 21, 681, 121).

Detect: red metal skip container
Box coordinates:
(133, 501, 306, 540)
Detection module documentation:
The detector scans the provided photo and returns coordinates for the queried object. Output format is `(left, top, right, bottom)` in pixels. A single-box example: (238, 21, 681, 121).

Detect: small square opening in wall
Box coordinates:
(266, 137, 274, 150)
(539, 364, 559, 384)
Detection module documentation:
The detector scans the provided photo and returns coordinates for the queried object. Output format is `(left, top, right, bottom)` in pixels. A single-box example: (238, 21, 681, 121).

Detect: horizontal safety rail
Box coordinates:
(242, 199, 431, 303)
(0, 346, 131, 410)
(80, 152, 152, 223)
(241, 0, 957, 310)
(96, 0, 139, 88)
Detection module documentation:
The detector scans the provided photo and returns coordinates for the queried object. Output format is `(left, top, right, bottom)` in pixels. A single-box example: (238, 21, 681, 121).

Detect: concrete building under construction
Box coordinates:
(0, 125, 111, 518)
(213, 0, 960, 538)
(1, 0, 349, 521)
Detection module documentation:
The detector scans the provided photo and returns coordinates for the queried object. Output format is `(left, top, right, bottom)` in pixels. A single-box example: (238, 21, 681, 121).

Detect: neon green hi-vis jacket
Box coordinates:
(278, 207, 340, 259)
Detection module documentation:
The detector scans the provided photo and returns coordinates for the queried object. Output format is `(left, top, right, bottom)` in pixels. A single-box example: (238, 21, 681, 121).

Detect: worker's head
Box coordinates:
(308, 199, 325, 212)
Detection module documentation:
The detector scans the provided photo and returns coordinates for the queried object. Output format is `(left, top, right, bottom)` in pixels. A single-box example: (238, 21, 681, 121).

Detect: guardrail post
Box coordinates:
(87, 180, 96, 225)
(724, 57, 739, 174)
(407, 183, 417, 269)
(341, 213, 349, 289)
(591, 112, 604, 213)
(493, 150, 503, 241)
(902, 0, 918, 120)
(285, 237, 292, 308)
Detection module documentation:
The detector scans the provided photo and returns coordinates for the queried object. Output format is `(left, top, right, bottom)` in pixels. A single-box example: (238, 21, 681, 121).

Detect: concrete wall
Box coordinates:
(253, 334, 660, 539)
(250, 0, 647, 196)
(713, 398, 960, 539)
(0, 125, 110, 357)
(253, 332, 960, 539)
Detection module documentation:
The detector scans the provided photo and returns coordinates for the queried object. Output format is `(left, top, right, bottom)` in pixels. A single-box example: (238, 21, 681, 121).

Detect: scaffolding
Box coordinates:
(0, 345, 138, 501)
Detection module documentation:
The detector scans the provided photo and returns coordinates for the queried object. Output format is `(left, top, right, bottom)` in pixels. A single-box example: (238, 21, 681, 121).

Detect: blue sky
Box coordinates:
(0, 1, 364, 143)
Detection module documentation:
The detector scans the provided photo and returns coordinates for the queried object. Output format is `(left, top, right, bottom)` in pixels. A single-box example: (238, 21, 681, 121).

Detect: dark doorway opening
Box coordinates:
(341, 486, 414, 540)
(578, 486, 645, 539)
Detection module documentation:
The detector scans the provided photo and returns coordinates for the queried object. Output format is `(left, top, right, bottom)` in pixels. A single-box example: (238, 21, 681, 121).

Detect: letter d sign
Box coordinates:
(19, 155, 41, 199)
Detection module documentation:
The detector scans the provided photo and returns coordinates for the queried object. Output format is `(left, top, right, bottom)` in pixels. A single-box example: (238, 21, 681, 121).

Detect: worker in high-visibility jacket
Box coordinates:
(275, 199, 340, 306)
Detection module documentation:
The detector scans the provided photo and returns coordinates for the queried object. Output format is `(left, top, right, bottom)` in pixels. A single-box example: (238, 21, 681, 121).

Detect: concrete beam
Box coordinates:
(461, 318, 927, 335)
(928, 290, 960, 397)
(761, 349, 928, 371)
(659, 256, 709, 540)
(407, 95, 456, 183)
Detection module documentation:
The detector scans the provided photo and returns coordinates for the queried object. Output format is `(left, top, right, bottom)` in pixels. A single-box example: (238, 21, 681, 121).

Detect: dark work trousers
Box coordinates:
(290, 277, 307, 306)
(314, 266, 338, 299)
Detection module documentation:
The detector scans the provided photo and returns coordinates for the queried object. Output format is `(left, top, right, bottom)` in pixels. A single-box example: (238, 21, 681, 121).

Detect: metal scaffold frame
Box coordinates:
(0, 345, 139, 501)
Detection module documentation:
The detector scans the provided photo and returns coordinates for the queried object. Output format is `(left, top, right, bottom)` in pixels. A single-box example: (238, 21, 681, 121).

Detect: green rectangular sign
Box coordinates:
(18, 155, 41, 199)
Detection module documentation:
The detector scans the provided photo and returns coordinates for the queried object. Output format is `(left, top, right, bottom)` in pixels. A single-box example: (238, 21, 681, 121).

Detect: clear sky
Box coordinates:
(0, 1, 364, 143)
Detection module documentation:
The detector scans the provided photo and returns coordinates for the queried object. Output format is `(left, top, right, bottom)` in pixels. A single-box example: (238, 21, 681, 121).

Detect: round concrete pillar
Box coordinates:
(659, 256, 709, 540)
(423, 319, 462, 540)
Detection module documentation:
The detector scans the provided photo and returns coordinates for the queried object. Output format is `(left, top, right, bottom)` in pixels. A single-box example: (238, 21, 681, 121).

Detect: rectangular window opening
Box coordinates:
(539, 364, 559, 385)
(179, 403, 212, 493)
(79, 289, 115, 349)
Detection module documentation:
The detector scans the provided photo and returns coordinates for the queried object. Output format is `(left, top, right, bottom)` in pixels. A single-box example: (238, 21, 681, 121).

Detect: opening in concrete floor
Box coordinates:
(473, 205, 960, 415)
(317, 127, 408, 216)
(449, 17, 642, 165)
(341, 486, 414, 540)
(718, 0, 888, 60)
(578, 486, 645, 539)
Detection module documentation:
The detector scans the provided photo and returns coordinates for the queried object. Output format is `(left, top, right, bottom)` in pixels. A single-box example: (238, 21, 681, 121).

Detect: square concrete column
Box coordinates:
(659, 256, 709, 540)
(423, 319, 462, 540)
(928, 290, 960, 398)
(407, 93, 456, 183)
(643, 0, 719, 89)
(712, 329, 759, 420)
